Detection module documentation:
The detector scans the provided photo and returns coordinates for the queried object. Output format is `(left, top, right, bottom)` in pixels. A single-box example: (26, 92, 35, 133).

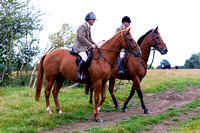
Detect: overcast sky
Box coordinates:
(36, 0, 200, 67)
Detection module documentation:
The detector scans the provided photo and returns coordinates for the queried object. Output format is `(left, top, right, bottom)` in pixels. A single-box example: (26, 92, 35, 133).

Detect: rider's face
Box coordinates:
(123, 22, 130, 28)
(88, 19, 95, 26)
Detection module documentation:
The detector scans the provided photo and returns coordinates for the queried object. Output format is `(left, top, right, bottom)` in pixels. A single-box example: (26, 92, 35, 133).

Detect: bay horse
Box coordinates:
(35, 28, 141, 122)
(88, 26, 168, 114)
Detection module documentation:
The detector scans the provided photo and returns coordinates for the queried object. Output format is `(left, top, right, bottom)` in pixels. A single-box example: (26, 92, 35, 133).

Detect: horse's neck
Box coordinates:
(140, 35, 152, 65)
(100, 35, 121, 65)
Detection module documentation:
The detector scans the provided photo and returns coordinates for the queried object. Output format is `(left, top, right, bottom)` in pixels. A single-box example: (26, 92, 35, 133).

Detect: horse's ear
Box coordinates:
(156, 26, 159, 31)
(153, 26, 159, 33)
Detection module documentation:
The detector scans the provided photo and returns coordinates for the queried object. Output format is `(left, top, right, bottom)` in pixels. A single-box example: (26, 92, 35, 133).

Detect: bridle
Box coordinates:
(93, 31, 139, 67)
(123, 31, 139, 53)
(151, 31, 166, 50)
(136, 30, 166, 70)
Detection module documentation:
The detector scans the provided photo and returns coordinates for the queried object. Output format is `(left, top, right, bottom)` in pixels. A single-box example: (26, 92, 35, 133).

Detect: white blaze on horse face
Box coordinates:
(46, 106, 53, 114)
(98, 106, 101, 113)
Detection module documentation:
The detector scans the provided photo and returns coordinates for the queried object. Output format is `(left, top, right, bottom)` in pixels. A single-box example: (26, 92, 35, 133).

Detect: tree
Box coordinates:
(47, 23, 75, 52)
(156, 59, 171, 69)
(184, 52, 200, 69)
(0, 0, 44, 84)
(29, 23, 75, 88)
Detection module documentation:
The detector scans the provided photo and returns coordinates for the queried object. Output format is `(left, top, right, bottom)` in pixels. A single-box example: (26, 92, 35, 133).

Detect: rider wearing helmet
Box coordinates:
(115, 16, 132, 75)
(116, 16, 131, 34)
(73, 12, 97, 81)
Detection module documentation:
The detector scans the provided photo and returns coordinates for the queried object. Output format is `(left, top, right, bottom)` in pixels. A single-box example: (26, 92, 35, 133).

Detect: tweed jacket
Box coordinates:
(115, 25, 125, 34)
(73, 22, 95, 53)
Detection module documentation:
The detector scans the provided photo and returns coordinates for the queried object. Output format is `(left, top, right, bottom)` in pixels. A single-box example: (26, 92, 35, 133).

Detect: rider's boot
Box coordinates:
(76, 60, 86, 81)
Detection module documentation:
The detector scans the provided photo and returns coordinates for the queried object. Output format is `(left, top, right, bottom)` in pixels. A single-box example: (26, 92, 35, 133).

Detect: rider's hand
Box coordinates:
(92, 44, 97, 48)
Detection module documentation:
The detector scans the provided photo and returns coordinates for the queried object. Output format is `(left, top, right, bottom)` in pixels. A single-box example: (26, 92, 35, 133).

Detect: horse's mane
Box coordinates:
(100, 30, 123, 47)
(137, 29, 153, 45)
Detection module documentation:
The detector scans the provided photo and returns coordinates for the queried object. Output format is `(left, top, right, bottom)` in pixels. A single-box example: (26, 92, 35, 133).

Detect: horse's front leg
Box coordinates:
(97, 82, 107, 113)
(93, 80, 103, 122)
(133, 78, 150, 114)
(137, 89, 150, 114)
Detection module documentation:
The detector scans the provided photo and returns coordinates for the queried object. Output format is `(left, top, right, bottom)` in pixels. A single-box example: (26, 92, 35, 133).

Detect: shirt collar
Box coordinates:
(122, 24, 129, 29)
(122, 25, 126, 29)
(85, 21, 91, 28)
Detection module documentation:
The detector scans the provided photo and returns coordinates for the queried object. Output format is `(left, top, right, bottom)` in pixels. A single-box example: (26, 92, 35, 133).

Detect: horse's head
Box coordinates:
(151, 26, 168, 55)
(121, 28, 141, 57)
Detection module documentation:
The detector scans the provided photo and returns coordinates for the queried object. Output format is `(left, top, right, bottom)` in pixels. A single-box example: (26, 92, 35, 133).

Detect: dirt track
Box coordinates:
(42, 85, 200, 133)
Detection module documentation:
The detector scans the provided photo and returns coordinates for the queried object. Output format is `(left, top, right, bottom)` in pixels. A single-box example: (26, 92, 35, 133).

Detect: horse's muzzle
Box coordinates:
(132, 50, 141, 57)
(160, 48, 168, 55)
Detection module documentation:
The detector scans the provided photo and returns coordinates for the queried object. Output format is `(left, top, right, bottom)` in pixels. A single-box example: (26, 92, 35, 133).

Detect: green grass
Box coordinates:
(169, 116, 200, 133)
(140, 69, 200, 93)
(0, 87, 93, 132)
(0, 69, 200, 132)
(87, 99, 200, 133)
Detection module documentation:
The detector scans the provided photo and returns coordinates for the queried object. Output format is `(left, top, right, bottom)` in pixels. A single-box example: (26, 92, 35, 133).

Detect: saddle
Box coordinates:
(70, 47, 93, 82)
(70, 47, 93, 67)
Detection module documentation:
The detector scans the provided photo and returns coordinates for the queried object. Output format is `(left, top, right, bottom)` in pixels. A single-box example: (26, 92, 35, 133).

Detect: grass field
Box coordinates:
(0, 69, 200, 132)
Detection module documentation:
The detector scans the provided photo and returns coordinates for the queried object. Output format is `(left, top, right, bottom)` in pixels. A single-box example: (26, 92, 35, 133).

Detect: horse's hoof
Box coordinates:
(122, 107, 127, 112)
(96, 119, 103, 122)
(46, 106, 53, 114)
(115, 105, 119, 110)
(144, 109, 150, 114)
(47, 110, 53, 114)
(92, 116, 103, 122)
(89, 101, 93, 105)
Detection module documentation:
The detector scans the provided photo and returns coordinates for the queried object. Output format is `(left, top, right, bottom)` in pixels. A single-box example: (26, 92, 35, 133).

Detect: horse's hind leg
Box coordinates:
(89, 88, 94, 104)
(45, 80, 54, 114)
(52, 75, 65, 114)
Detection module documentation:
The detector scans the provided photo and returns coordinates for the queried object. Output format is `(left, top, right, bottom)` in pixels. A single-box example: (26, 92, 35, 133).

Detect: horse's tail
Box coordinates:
(35, 54, 46, 102)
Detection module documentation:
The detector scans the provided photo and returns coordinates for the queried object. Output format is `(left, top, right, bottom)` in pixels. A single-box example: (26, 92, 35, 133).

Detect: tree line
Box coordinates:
(0, 0, 75, 87)
(156, 52, 200, 69)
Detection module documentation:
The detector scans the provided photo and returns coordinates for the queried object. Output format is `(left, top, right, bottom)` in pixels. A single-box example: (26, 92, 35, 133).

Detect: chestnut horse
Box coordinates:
(88, 27, 168, 114)
(35, 29, 141, 122)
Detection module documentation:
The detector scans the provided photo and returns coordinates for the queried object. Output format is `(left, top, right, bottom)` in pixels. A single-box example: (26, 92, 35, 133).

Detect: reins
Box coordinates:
(136, 48, 155, 70)
(94, 31, 139, 68)
(96, 48, 117, 67)
(136, 30, 162, 70)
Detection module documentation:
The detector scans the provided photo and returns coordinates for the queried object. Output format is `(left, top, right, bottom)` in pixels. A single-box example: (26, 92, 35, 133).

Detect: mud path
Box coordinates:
(42, 86, 200, 133)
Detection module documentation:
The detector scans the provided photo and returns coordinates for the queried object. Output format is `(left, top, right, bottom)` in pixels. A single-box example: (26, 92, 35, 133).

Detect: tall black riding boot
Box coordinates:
(76, 60, 86, 81)
(118, 58, 124, 75)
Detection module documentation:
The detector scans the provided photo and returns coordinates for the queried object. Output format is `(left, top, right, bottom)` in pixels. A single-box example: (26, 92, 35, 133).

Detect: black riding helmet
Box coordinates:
(122, 16, 131, 23)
